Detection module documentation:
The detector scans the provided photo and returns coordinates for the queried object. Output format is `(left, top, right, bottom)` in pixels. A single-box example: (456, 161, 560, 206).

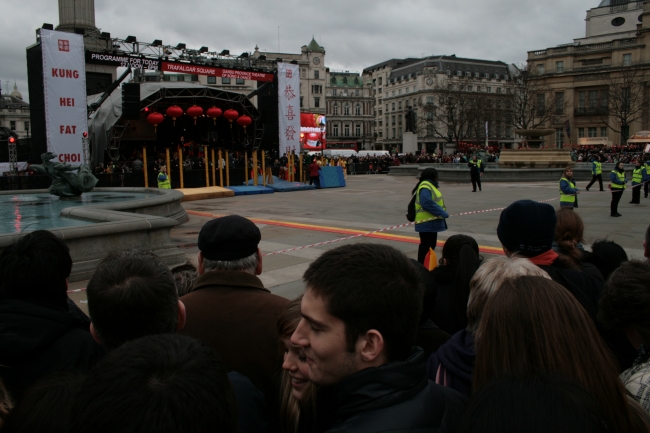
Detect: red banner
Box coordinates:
(161, 61, 274, 82)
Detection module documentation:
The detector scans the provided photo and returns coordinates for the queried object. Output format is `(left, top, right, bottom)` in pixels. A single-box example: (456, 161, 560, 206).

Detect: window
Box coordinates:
(10, 121, 16, 130)
(537, 64, 545, 74)
(392, 115, 396, 125)
(378, 131, 383, 137)
(236, 78, 245, 85)
(344, 104, 350, 115)
(623, 53, 632, 66)
(355, 89, 359, 97)
(487, 87, 492, 93)
(378, 88, 382, 94)
(392, 91, 395, 96)
(496, 87, 501, 93)
(344, 124, 350, 136)
(556, 61, 564, 73)
(398, 127, 403, 137)
(622, 87, 631, 111)
(398, 115, 402, 125)
(588, 127, 598, 137)
(332, 89, 337, 96)
(392, 102, 395, 110)
(355, 104, 361, 116)
(301, 69, 306, 78)
(311, 85, 322, 94)
(314, 70, 320, 79)
(398, 101, 402, 109)
(332, 124, 339, 137)
(300, 97, 304, 108)
(578, 128, 585, 138)
(333, 103, 338, 115)
(467, 85, 473, 92)
(588, 90, 598, 109)
(398, 89, 402, 95)
(601, 127, 608, 137)
(392, 128, 396, 138)
(426, 96, 434, 105)
(578, 91, 586, 109)
(207, 76, 216, 84)
(314, 97, 320, 108)
(355, 125, 361, 136)
(555, 92, 564, 114)
(24, 121, 29, 131)
(379, 120, 383, 127)
(378, 77, 382, 85)
(222, 77, 231, 84)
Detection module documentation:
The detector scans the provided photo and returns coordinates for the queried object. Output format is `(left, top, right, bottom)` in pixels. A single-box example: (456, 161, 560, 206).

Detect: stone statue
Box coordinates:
(31, 152, 98, 198)
(404, 106, 416, 133)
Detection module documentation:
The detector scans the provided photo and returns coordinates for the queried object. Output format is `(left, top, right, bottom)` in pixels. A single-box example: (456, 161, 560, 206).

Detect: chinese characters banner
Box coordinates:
(41, 29, 87, 164)
(278, 63, 300, 156)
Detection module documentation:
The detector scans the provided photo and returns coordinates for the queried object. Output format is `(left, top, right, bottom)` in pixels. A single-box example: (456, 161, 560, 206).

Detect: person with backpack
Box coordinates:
(412, 168, 449, 265)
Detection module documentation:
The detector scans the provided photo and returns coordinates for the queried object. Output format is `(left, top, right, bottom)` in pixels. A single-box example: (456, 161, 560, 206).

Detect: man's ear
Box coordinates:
(197, 251, 205, 275)
(90, 322, 102, 346)
(357, 329, 385, 365)
(255, 248, 263, 275)
(177, 300, 187, 330)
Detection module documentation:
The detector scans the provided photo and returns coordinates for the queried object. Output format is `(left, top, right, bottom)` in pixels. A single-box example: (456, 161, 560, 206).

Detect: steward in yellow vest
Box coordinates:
(630, 161, 643, 204)
(412, 168, 449, 264)
(559, 168, 579, 209)
(586, 157, 604, 191)
(609, 162, 627, 217)
(157, 167, 171, 189)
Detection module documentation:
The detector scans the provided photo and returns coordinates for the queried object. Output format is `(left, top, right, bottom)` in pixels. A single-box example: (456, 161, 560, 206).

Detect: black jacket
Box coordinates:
(431, 266, 467, 335)
(312, 348, 467, 433)
(0, 299, 105, 399)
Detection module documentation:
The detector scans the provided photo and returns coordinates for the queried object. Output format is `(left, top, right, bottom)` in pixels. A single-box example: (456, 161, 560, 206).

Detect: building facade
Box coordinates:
(527, 0, 650, 147)
(325, 71, 374, 150)
(363, 55, 512, 152)
(0, 83, 30, 139)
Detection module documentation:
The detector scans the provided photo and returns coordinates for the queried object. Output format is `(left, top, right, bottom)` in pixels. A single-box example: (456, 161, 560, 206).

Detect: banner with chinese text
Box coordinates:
(278, 63, 300, 157)
(41, 29, 87, 164)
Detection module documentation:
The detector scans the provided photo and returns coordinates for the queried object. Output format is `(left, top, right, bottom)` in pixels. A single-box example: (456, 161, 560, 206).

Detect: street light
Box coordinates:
(319, 121, 326, 152)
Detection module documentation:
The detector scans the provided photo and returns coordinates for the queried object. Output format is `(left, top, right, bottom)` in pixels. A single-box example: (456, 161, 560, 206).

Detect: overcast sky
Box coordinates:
(1, 0, 598, 102)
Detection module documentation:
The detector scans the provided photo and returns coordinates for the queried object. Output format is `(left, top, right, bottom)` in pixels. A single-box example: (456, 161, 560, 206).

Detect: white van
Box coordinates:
(323, 149, 357, 158)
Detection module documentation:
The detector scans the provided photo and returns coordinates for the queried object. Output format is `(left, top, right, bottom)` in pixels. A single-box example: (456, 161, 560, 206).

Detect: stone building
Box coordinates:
(0, 83, 30, 139)
(324, 71, 374, 150)
(526, 0, 650, 147)
(363, 56, 512, 152)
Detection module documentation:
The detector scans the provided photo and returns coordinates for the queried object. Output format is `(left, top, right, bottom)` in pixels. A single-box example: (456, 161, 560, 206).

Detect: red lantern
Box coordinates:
(186, 105, 203, 125)
(146, 112, 164, 132)
(237, 115, 252, 132)
(206, 106, 222, 125)
(166, 105, 183, 126)
(223, 109, 239, 128)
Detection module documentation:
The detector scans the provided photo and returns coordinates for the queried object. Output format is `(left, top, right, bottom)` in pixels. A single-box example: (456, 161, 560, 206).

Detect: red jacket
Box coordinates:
(309, 162, 321, 177)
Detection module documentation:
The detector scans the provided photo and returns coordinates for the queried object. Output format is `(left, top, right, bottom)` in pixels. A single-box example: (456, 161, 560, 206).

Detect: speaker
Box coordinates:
(121, 83, 141, 120)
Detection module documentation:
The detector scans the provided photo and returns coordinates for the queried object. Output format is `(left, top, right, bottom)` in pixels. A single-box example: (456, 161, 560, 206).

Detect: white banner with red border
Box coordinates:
(161, 61, 274, 82)
(41, 29, 87, 164)
(278, 63, 300, 156)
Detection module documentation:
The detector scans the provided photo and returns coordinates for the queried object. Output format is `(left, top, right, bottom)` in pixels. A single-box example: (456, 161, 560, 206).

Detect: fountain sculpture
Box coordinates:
(30, 152, 98, 198)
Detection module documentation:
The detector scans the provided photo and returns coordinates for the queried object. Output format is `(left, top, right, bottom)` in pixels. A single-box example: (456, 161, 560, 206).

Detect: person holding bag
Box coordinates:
(413, 168, 449, 264)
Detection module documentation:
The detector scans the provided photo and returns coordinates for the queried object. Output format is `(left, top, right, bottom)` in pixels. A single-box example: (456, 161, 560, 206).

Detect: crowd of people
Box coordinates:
(1, 194, 650, 432)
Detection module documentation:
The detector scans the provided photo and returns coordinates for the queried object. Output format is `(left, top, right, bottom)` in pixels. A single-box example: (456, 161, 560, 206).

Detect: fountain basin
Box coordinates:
(0, 188, 189, 282)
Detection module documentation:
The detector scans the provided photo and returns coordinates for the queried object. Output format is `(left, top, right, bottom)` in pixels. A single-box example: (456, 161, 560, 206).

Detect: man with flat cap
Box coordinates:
(179, 215, 289, 425)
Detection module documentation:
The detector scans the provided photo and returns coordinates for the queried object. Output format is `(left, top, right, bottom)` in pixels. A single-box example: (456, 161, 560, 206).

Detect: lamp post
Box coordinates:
(319, 120, 326, 152)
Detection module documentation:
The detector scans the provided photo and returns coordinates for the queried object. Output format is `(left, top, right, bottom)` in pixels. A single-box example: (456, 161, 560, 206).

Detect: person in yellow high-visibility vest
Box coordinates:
(157, 166, 171, 189)
(630, 160, 643, 204)
(413, 168, 449, 264)
(559, 167, 579, 210)
(585, 156, 604, 191)
(609, 161, 627, 217)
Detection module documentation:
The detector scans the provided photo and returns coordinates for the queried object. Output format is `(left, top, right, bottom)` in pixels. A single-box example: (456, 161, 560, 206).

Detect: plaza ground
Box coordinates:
(69, 174, 650, 309)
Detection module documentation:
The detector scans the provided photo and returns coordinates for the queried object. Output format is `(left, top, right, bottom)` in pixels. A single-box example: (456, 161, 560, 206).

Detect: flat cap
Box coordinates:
(198, 215, 261, 261)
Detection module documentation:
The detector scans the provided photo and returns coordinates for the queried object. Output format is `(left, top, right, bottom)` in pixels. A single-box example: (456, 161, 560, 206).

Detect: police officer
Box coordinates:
(157, 166, 171, 189)
(609, 161, 627, 217)
(585, 156, 604, 191)
(630, 160, 643, 204)
(468, 155, 484, 192)
(559, 167, 579, 210)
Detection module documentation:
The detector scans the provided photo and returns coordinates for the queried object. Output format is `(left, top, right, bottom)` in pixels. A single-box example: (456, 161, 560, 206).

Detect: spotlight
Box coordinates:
(176, 43, 186, 49)
(152, 39, 163, 46)
(220, 49, 230, 56)
(42, 23, 54, 30)
(125, 35, 137, 43)
(199, 46, 209, 53)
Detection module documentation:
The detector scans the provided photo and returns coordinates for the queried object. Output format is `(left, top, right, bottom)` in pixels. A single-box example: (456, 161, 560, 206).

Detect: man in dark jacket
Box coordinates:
(0, 230, 104, 399)
(179, 215, 289, 429)
(291, 243, 467, 433)
(497, 199, 636, 371)
(467, 155, 484, 192)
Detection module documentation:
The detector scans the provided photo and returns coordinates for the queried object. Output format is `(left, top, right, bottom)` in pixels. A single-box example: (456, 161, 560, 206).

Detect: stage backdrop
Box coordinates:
(41, 29, 87, 164)
(277, 63, 300, 157)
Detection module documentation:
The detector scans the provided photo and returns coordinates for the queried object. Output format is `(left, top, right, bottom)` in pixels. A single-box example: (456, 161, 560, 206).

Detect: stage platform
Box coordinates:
(176, 186, 235, 202)
(227, 185, 275, 196)
(246, 176, 316, 192)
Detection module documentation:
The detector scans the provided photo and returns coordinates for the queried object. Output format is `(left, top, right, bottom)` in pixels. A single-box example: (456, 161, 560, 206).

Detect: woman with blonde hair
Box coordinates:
(277, 296, 316, 433)
(474, 276, 649, 432)
(426, 255, 550, 397)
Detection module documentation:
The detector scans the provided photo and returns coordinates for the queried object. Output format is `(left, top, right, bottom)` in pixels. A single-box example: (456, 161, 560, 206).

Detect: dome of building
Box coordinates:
(598, 0, 630, 7)
(10, 83, 22, 100)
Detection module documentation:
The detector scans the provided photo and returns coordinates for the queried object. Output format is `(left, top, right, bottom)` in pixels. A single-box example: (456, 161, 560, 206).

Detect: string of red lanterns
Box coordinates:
(146, 106, 250, 130)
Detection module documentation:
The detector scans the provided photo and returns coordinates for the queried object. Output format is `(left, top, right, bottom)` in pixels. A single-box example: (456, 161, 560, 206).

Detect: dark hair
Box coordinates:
(409, 259, 437, 324)
(86, 250, 179, 351)
(170, 262, 198, 297)
(3, 371, 85, 433)
(412, 167, 439, 194)
(0, 230, 72, 310)
(599, 261, 650, 347)
(474, 276, 645, 433)
(591, 240, 628, 281)
(645, 224, 650, 252)
(554, 208, 584, 269)
(459, 373, 611, 433)
(440, 235, 481, 328)
(70, 334, 238, 433)
(303, 244, 423, 362)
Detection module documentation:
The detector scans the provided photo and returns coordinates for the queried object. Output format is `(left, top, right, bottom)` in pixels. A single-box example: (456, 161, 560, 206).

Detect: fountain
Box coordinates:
(498, 129, 574, 168)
